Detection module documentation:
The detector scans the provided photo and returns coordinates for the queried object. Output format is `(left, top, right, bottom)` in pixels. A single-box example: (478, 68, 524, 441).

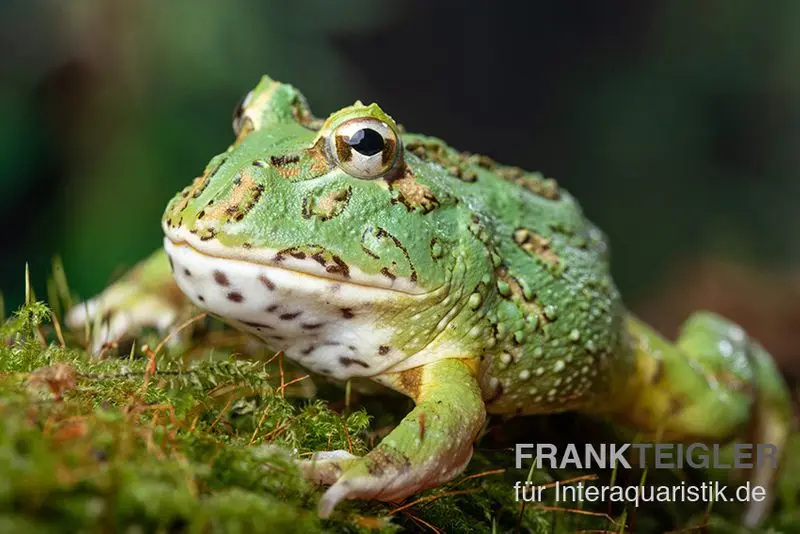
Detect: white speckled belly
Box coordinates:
(163, 238, 405, 380)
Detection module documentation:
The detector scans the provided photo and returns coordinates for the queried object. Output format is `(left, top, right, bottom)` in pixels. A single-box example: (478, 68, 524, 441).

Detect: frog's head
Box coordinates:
(162, 76, 485, 377)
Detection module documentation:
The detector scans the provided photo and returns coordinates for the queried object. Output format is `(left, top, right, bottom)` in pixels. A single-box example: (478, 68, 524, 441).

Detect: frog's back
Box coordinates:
(402, 134, 628, 414)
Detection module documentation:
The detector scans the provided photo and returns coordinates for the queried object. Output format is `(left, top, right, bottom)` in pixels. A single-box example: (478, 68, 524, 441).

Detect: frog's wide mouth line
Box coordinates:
(163, 227, 426, 296)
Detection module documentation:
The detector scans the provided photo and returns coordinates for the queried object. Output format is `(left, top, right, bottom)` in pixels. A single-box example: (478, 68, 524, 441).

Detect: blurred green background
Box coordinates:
(1, 1, 799, 369)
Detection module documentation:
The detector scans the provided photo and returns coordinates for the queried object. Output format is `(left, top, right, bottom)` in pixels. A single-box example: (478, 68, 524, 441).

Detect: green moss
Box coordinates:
(0, 299, 797, 533)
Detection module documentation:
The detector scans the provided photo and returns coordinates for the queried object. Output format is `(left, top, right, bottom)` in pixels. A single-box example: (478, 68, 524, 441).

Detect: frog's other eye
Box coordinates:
(232, 90, 254, 137)
(330, 118, 399, 179)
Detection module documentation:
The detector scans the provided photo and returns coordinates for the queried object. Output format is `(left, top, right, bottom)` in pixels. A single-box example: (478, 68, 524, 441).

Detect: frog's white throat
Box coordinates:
(163, 237, 408, 380)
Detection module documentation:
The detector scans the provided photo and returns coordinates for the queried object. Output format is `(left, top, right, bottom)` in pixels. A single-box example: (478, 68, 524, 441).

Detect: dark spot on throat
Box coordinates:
(340, 307, 355, 319)
(339, 357, 370, 369)
(213, 270, 230, 286)
(279, 311, 302, 320)
(258, 274, 276, 291)
(227, 292, 244, 302)
(378, 345, 390, 355)
(242, 320, 273, 329)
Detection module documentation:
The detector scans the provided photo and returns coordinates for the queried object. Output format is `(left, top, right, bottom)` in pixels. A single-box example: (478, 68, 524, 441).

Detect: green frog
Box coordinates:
(66, 75, 791, 526)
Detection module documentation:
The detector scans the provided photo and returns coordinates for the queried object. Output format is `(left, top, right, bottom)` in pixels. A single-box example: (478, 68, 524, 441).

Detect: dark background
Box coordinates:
(1, 1, 799, 373)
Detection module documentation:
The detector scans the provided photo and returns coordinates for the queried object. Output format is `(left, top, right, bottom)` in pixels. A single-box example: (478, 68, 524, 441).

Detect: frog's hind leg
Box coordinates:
(301, 358, 486, 518)
(599, 312, 792, 527)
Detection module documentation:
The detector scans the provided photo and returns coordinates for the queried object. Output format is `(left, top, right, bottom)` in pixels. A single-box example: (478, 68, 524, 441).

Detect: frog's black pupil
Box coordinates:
(346, 128, 384, 156)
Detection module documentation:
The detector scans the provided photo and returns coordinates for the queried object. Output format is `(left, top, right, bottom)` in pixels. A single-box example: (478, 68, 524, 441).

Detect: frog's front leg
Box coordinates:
(596, 312, 792, 528)
(66, 249, 192, 354)
(303, 357, 486, 518)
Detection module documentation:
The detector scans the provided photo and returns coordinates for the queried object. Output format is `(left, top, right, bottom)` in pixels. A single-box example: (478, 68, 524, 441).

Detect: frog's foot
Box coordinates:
(302, 358, 485, 518)
(66, 249, 191, 355)
(605, 312, 793, 528)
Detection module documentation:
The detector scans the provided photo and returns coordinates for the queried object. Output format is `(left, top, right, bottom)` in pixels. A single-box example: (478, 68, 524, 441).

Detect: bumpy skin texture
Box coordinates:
(67, 76, 792, 526)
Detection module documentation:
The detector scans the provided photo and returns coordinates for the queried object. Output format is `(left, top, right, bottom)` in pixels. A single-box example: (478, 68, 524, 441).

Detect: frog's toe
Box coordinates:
(313, 447, 473, 518)
(301, 450, 359, 486)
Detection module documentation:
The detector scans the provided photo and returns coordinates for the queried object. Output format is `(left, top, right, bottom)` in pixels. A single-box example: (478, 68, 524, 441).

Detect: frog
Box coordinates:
(66, 75, 791, 527)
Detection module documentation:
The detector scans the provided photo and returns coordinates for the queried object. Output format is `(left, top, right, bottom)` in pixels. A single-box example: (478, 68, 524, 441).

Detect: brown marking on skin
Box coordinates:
(387, 167, 439, 214)
(335, 135, 353, 163)
(271, 154, 300, 167)
(306, 137, 333, 175)
(505, 171, 560, 200)
(290, 251, 306, 260)
(405, 139, 478, 182)
(304, 186, 352, 221)
(301, 345, 316, 356)
(301, 322, 324, 330)
(418, 412, 426, 441)
(170, 175, 209, 216)
(197, 295, 205, 302)
(258, 274, 276, 291)
(279, 311, 302, 320)
(340, 307, 355, 319)
(513, 228, 560, 267)
(267, 335, 286, 341)
(378, 345, 390, 355)
(213, 271, 230, 286)
(277, 245, 350, 278)
(183, 268, 191, 277)
(242, 320, 273, 329)
(394, 367, 423, 398)
(199, 227, 217, 241)
(374, 228, 418, 283)
(363, 447, 410, 478)
(360, 242, 380, 259)
(266, 304, 279, 313)
(380, 267, 396, 281)
(465, 153, 560, 200)
(327, 256, 350, 278)
(227, 292, 244, 303)
(339, 357, 370, 369)
(204, 170, 264, 223)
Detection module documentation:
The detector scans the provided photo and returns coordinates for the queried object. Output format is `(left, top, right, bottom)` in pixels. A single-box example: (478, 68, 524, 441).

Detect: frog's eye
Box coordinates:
(232, 90, 254, 137)
(330, 118, 400, 179)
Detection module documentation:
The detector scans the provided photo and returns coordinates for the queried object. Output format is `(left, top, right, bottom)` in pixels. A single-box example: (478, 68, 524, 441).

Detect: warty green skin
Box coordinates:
(67, 75, 792, 526)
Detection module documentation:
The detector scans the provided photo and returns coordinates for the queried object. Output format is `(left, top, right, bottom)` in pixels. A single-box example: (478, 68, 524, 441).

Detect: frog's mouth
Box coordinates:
(163, 230, 420, 380)
(163, 226, 425, 295)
